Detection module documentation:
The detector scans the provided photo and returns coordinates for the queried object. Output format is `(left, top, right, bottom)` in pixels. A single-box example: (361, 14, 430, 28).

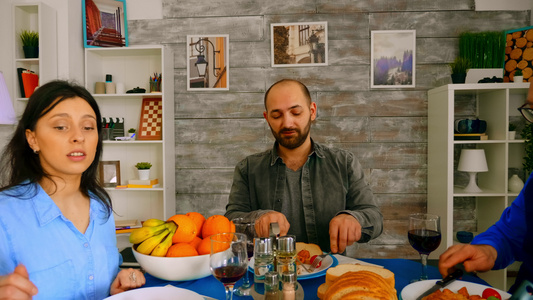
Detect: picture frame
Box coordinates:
(82, 0, 128, 48)
(503, 26, 533, 82)
(271, 22, 328, 67)
(187, 35, 229, 91)
(99, 160, 120, 187)
(370, 30, 416, 88)
(137, 98, 162, 140)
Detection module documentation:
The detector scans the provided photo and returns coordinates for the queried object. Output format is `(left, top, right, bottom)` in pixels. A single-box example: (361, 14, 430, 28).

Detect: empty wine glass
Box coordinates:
(408, 213, 441, 282)
(210, 232, 248, 300)
(232, 218, 256, 296)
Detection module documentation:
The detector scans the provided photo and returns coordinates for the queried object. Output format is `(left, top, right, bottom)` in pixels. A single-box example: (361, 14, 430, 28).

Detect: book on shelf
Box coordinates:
(115, 219, 141, 230)
(126, 183, 160, 188)
(454, 133, 488, 140)
(17, 68, 39, 98)
(128, 178, 158, 185)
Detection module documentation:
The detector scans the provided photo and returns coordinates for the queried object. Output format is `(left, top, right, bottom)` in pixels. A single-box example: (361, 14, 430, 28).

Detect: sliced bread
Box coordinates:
(295, 242, 322, 264)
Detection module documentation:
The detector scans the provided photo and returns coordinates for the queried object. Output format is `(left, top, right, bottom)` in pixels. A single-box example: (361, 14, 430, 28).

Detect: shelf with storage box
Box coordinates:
(12, 2, 57, 115)
(428, 82, 528, 291)
(84, 45, 175, 249)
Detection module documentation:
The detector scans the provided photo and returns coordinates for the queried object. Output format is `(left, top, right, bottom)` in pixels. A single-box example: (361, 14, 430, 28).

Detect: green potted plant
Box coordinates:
(449, 57, 472, 84)
(19, 30, 39, 58)
(514, 69, 524, 83)
(509, 123, 517, 140)
(135, 162, 152, 180)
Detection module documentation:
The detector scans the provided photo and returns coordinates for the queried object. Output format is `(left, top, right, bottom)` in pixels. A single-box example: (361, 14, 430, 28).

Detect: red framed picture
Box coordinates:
(137, 98, 162, 140)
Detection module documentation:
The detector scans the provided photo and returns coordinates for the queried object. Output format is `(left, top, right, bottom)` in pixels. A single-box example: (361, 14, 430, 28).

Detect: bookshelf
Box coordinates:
(12, 2, 57, 116)
(428, 82, 528, 290)
(84, 45, 175, 250)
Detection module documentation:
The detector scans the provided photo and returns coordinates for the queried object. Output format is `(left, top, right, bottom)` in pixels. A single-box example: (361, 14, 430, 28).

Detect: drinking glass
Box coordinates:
(210, 232, 248, 300)
(408, 213, 442, 281)
(232, 218, 256, 296)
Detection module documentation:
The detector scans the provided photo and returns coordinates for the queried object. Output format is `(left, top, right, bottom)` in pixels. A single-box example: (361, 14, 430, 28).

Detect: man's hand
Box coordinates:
(0, 264, 38, 300)
(110, 268, 146, 295)
(254, 212, 290, 237)
(438, 244, 497, 277)
(329, 214, 362, 253)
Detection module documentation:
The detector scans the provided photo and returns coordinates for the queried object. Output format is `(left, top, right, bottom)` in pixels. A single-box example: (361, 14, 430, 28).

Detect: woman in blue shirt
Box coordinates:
(0, 80, 145, 299)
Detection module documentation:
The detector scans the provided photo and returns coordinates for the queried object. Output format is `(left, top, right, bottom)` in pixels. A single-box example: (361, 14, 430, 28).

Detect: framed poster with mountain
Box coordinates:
(371, 30, 416, 88)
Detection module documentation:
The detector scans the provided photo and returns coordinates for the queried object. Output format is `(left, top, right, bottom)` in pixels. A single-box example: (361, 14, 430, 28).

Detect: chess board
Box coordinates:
(137, 98, 162, 140)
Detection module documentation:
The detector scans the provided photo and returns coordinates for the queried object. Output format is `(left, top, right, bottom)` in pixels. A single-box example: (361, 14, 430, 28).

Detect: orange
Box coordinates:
(189, 236, 202, 250)
(197, 236, 230, 255)
(168, 214, 197, 244)
(186, 212, 206, 237)
(201, 215, 234, 239)
(166, 243, 198, 257)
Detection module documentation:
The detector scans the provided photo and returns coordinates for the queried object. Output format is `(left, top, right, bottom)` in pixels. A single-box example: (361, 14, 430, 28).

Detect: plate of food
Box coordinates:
(400, 280, 511, 300)
(104, 286, 204, 300)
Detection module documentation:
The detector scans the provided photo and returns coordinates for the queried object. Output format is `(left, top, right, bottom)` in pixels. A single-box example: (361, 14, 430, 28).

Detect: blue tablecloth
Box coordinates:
(143, 258, 490, 300)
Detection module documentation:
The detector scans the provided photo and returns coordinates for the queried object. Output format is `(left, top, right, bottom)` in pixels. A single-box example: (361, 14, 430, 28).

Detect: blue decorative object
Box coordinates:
(456, 231, 474, 243)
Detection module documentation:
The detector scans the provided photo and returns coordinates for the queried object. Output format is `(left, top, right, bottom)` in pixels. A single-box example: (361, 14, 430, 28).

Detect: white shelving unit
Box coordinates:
(428, 82, 528, 291)
(12, 2, 57, 116)
(84, 45, 175, 250)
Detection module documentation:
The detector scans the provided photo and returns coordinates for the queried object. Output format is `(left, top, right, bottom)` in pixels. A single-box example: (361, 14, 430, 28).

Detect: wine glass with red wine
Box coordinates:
(210, 232, 248, 300)
(408, 213, 441, 282)
(232, 218, 256, 296)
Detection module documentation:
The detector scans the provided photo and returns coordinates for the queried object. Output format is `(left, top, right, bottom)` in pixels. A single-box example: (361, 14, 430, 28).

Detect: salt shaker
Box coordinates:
(264, 271, 280, 300)
(281, 272, 297, 300)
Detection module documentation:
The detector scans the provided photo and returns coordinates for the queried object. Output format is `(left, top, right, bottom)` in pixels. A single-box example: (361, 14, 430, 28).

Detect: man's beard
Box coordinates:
(270, 118, 312, 149)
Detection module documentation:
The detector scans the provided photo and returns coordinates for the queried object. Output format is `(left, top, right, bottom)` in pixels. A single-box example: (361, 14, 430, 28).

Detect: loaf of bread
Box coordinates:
(295, 242, 322, 264)
(317, 264, 397, 300)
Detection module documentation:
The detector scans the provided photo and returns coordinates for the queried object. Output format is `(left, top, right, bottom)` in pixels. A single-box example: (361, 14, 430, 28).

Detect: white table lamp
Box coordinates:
(457, 149, 489, 193)
(0, 71, 16, 125)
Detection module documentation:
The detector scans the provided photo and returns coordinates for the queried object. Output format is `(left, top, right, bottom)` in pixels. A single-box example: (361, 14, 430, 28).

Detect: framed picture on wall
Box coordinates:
(371, 30, 416, 88)
(187, 35, 229, 91)
(82, 0, 128, 48)
(98, 160, 121, 187)
(503, 26, 533, 82)
(271, 22, 328, 67)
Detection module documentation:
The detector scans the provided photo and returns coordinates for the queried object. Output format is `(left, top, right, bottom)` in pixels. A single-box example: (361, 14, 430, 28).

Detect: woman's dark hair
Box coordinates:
(0, 80, 112, 215)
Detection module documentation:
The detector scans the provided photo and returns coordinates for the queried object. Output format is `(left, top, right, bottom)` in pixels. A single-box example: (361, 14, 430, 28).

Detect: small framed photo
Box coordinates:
(82, 0, 128, 48)
(99, 160, 121, 187)
(271, 22, 328, 67)
(503, 26, 533, 82)
(187, 35, 229, 91)
(371, 30, 416, 88)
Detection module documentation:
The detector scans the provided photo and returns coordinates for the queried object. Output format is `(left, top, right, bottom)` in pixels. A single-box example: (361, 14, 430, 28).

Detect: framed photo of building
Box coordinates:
(98, 160, 121, 187)
(371, 30, 416, 88)
(271, 22, 328, 67)
(83, 0, 128, 48)
(187, 35, 229, 91)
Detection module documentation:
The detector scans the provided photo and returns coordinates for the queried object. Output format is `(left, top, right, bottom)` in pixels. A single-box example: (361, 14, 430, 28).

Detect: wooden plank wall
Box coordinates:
(127, 0, 530, 258)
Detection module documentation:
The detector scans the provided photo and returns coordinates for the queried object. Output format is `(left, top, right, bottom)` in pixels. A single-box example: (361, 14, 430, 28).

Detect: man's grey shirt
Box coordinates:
(225, 140, 383, 252)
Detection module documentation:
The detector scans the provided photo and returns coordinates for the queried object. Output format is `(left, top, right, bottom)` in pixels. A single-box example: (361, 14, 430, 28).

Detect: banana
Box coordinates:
(151, 222, 178, 257)
(129, 223, 168, 244)
(136, 229, 170, 255)
(142, 218, 165, 227)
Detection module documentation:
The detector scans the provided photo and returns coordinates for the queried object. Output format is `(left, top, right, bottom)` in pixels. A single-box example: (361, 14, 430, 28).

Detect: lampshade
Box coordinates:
(0, 71, 16, 125)
(457, 149, 488, 172)
(458, 149, 488, 193)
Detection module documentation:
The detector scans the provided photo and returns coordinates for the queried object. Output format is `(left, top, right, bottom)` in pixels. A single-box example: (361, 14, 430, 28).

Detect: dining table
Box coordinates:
(141, 255, 494, 300)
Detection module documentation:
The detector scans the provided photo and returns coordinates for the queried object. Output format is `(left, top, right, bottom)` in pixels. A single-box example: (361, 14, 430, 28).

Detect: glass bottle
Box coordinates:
(276, 235, 296, 275)
(264, 271, 280, 300)
(254, 237, 274, 285)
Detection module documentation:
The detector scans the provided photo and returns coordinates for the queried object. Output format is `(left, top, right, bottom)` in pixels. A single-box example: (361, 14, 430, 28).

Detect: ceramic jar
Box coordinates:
(508, 174, 524, 193)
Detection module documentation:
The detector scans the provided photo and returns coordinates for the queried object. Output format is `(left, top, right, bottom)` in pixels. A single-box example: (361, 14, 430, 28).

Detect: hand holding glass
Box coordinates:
(408, 213, 441, 281)
(210, 232, 248, 300)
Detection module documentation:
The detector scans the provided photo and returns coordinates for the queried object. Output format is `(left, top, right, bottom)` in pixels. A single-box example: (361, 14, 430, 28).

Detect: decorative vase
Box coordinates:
(451, 73, 466, 84)
(138, 169, 150, 180)
(508, 131, 516, 140)
(23, 46, 39, 58)
(514, 75, 524, 83)
(508, 174, 524, 193)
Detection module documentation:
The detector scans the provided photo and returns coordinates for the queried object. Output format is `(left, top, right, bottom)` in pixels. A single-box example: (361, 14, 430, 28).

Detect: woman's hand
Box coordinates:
(0, 264, 38, 300)
(109, 268, 146, 295)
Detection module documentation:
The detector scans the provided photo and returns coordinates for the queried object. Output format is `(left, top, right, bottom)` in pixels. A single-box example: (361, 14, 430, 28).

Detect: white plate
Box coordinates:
(400, 280, 511, 300)
(104, 286, 204, 300)
(248, 254, 338, 280)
